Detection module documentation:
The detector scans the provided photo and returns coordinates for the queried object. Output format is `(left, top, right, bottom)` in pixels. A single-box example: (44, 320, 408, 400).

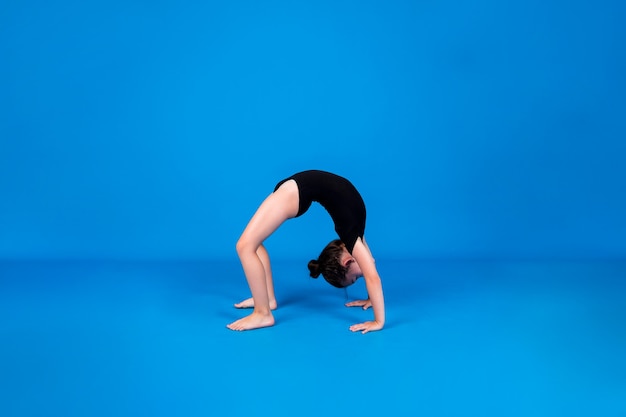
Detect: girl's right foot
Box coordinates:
(227, 312, 275, 331)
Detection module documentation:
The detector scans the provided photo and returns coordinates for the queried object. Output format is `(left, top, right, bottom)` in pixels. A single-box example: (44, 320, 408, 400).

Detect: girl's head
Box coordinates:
(308, 240, 363, 288)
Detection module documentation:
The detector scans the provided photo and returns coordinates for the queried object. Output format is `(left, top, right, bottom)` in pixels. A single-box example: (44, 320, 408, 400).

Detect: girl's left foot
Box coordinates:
(234, 297, 277, 310)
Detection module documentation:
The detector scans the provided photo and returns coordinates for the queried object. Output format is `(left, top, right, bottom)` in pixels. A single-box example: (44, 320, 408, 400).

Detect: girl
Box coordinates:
(227, 170, 385, 334)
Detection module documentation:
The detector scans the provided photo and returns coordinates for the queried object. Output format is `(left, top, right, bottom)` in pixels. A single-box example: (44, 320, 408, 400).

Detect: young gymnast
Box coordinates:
(227, 170, 385, 334)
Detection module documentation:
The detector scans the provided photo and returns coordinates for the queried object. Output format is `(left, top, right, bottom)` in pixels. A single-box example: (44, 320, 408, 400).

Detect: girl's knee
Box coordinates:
(235, 239, 245, 255)
(236, 237, 257, 256)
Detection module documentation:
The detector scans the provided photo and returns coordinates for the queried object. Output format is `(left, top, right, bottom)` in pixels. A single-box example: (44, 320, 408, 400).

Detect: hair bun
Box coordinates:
(307, 259, 321, 278)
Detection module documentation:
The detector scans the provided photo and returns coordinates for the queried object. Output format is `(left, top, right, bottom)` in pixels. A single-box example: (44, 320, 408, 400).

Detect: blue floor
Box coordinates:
(1, 259, 625, 417)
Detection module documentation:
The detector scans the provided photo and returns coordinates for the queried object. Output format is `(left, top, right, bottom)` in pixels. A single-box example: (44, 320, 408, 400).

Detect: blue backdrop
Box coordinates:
(1, 0, 625, 261)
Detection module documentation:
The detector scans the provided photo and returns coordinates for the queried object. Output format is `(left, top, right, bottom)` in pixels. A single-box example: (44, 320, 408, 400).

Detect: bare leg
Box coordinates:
(234, 244, 277, 310)
(227, 180, 298, 331)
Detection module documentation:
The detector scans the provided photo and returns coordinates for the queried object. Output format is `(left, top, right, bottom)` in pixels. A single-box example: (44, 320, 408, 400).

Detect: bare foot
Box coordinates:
(227, 312, 275, 331)
(234, 297, 277, 310)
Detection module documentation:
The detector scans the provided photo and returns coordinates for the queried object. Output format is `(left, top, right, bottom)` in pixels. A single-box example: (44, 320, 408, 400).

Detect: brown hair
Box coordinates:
(307, 239, 348, 288)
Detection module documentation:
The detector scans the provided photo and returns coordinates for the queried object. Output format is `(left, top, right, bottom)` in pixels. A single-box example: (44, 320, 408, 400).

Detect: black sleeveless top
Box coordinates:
(274, 170, 366, 253)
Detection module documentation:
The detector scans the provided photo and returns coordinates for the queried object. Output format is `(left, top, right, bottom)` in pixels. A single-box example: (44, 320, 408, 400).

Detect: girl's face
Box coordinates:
(342, 251, 363, 287)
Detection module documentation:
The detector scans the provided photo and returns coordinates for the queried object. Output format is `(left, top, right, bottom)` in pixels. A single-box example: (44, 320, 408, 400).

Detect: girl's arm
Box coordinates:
(349, 237, 385, 334)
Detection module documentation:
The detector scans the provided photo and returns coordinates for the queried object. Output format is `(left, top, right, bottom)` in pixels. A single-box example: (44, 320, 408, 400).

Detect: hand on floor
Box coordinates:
(345, 298, 372, 310)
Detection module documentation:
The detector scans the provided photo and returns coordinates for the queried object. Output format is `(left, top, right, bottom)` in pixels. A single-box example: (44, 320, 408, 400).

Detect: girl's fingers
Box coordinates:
(350, 321, 382, 333)
(345, 299, 369, 307)
(350, 322, 369, 332)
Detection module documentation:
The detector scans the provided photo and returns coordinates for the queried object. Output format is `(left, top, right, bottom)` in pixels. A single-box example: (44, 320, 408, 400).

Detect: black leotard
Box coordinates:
(274, 170, 366, 253)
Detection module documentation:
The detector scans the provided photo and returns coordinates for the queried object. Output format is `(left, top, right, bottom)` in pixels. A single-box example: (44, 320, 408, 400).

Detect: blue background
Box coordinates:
(1, 0, 625, 261)
(2, 2, 626, 417)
